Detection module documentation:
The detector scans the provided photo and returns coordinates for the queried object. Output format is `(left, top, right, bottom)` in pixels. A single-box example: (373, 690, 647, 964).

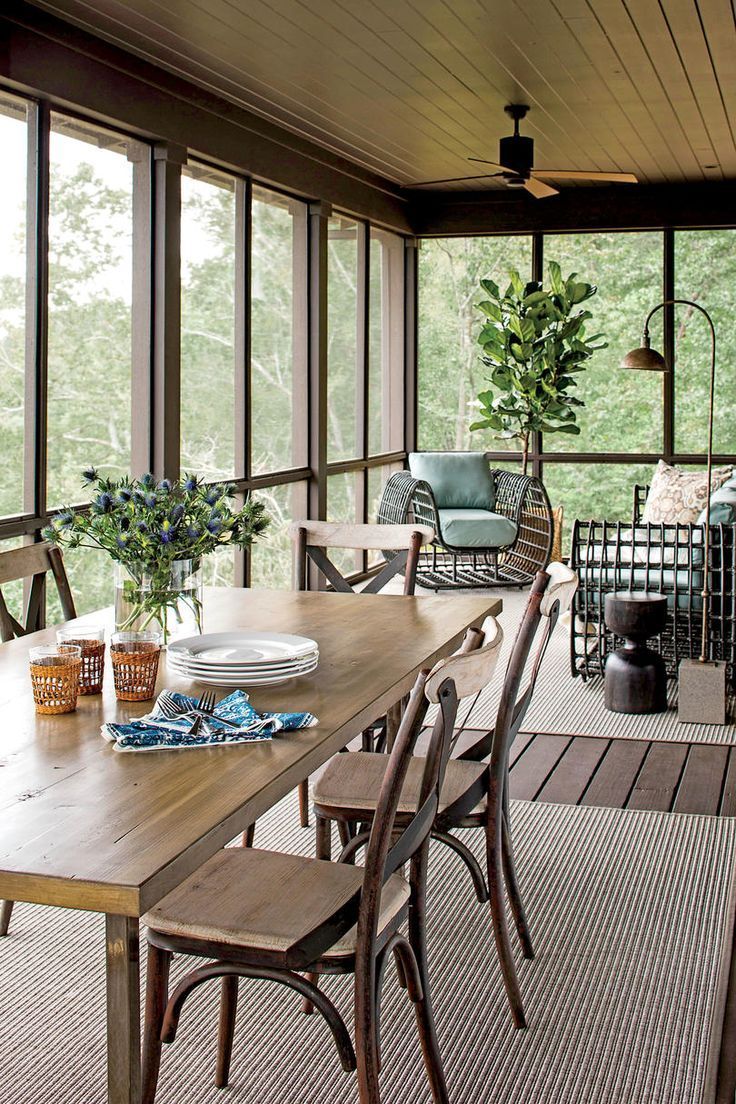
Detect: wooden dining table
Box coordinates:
(0, 585, 500, 1104)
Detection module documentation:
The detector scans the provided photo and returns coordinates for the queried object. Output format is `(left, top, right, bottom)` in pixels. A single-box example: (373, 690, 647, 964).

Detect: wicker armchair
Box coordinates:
(378, 461, 553, 589)
(570, 483, 736, 680)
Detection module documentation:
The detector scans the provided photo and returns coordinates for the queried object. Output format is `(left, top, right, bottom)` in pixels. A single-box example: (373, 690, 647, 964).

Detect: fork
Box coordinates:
(157, 688, 241, 729)
(155, 694, 206, 736)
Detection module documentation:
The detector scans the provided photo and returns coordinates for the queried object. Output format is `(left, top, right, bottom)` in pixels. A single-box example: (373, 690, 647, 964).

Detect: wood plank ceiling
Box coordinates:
(26, 0, 736, 190)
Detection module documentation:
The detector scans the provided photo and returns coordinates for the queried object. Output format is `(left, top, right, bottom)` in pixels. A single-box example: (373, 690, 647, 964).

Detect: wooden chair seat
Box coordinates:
(142, 848, 409, 967)
(313, 752, 488, 822)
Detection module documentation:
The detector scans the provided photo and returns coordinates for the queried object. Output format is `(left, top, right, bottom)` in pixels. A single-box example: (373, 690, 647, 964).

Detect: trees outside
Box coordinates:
(417, 228, 736, 530)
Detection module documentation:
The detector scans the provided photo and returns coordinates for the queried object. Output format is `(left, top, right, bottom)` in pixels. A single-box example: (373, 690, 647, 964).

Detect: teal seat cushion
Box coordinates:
(438, 508, 517, 549)
(409, 452, 495, 510)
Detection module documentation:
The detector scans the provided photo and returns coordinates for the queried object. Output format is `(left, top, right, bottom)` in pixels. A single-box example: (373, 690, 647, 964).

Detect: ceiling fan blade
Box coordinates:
(532, 170, 638, 183)
(524, 176, 558, 199)
(467, 157, 507, 169)
(407, 171, 505, 187)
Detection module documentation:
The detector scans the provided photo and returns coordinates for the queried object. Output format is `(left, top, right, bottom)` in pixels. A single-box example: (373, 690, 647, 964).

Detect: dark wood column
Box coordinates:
(151, 141, 186, 480)
(307, 202, 330, 523)
(404, 238, 419, 456)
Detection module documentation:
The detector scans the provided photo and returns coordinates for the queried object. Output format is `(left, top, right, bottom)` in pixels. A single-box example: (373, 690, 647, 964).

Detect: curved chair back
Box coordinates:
(490, 563, 577, 770)
(458, 562, 578, 764)
(0, 541, 77, 641)
(290, 520, 434, 596)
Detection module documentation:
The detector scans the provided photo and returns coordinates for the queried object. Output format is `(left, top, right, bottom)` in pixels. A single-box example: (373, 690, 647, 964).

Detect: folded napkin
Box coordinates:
(102, 689, 317, 752)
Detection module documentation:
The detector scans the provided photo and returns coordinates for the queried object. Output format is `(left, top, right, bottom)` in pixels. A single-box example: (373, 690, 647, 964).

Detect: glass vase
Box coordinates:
(114, 558, 203, 646)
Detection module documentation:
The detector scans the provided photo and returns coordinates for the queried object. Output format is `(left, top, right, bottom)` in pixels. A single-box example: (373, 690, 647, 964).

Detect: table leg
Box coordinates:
(385, 699, 405, 751)
(106, 914, 141, 1104)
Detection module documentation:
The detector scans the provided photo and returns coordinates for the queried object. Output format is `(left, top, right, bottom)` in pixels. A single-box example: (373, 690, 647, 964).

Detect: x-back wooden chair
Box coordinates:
(311, 562, 578, 1029)
(287, 520, 435, 830)
(139, 637, 487, 1104)
(0, 540, 77, 937)
(0, 541, 76, 643)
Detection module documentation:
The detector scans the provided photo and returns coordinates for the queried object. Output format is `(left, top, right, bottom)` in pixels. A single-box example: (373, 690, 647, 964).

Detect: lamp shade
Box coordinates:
(620, 345, 668, 371)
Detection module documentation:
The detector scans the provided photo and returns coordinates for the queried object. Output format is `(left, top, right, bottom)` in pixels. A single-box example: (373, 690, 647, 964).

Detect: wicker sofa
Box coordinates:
(570, 483, 736, 680)
(378, 452, 553, 589)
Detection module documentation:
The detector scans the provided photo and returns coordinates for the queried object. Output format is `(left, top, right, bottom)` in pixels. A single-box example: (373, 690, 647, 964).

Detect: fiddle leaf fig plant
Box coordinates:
(470, 261, 606, 474)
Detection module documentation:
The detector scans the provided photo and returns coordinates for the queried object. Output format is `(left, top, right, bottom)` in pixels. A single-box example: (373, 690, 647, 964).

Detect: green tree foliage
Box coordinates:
(470, 262, 605, 472)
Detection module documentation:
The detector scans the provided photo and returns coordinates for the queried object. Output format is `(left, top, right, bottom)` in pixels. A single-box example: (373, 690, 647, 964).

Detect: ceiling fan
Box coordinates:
(409, 104, 638, 198)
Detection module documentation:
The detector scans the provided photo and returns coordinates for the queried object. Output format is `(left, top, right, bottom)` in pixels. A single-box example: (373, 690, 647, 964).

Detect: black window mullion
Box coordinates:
(663, 228, 675, 462)
(24, 99, 49, 529)
(531, 231, 544, 482)
(234, 175, 251, 587)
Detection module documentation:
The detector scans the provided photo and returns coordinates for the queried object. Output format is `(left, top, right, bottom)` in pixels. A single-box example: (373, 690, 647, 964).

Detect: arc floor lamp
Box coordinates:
(622, 298, 725, 724)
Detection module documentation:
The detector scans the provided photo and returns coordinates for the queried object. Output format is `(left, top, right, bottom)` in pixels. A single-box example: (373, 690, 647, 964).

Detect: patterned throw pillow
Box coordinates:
(642, 460, 733, 524)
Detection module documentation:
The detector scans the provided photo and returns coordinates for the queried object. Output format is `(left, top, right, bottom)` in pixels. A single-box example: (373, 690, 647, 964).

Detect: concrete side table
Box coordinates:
(604, 591, 668, 714)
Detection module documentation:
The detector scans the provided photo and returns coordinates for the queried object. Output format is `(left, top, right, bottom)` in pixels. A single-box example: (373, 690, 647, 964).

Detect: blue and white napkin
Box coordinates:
(102, 689, 317, 752)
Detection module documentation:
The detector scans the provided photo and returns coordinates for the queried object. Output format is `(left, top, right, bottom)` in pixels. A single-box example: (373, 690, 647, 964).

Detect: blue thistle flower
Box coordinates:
(158, 478, 172, 493)
(116, 487, 132, 503)
(137, 521, 148, 533)
(186, 524, 200, 540)
(170, 504, 185, 523)
(94, 492, 113, 513)
(159, 528, 174, 544)
(206, 516, 222, 535)
(204, 487, 219, 506)
(183, 474, 199, 492)
(82, 466, 98, 485)
(56, 510, 75, 530)
(116, 534, 129, 549)
(141, 472, 155, 487)
(42, 526, 55, 542)
(145, 494, 157, 508)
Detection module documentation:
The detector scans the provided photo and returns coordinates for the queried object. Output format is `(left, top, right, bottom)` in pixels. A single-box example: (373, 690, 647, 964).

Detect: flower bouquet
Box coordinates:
(45, 469, 270, 643)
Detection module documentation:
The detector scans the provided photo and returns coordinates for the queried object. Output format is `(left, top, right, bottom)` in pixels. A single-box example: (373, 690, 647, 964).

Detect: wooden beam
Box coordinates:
(0, 2, 411, 234)
(411, 182, 736, 237)
(307, 202, 330, 531)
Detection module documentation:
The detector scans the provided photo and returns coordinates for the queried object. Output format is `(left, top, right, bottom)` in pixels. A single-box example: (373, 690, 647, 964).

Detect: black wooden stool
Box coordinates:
(604, 591, 668, 714)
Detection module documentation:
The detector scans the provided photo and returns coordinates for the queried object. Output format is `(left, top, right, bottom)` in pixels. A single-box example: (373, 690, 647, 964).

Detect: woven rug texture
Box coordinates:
(1, 792, 735, 1104)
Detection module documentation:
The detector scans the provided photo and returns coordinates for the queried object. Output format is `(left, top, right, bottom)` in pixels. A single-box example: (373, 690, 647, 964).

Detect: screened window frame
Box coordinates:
(0, 85, 413, 612)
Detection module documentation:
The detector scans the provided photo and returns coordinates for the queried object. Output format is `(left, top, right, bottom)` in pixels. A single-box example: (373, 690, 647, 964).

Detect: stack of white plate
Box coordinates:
(167, 631, 319, 687)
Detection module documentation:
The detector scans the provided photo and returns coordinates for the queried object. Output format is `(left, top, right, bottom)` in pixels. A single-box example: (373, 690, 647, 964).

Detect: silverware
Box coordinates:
(157, 688, 242, 729)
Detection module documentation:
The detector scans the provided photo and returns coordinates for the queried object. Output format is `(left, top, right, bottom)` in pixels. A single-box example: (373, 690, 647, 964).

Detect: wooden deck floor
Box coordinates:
(497, 730, 736, 817)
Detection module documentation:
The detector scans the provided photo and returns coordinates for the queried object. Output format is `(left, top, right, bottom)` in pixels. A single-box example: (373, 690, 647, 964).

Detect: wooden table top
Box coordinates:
(0, 587, 500, 917)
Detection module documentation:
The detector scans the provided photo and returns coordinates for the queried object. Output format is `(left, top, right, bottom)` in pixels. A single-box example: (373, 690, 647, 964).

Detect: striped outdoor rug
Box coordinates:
(1, 791, 734, 1104)
(454, 589, 736, 745)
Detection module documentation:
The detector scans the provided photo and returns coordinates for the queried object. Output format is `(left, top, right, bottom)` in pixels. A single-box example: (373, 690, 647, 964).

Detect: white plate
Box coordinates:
(170, 631, 318, 666)
(180, 659, 319, 687)
(166, 651, 319, 677)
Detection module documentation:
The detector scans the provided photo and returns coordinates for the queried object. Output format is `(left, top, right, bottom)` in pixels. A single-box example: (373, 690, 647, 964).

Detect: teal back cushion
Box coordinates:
(409, 452, 495, 510)
(697, 478, 736, 525)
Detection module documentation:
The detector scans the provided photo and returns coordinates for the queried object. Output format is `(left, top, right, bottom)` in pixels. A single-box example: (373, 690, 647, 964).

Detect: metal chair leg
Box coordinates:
(486, 813, 526, 1029)
(0, 900, 15, 936)
(298, 780, 310, 828)
(142, 943, 173, 1104)
(215, 975, 239, 1088)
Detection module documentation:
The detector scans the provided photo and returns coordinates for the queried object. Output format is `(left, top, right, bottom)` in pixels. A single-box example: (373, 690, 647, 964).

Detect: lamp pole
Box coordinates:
(639, 299, 717, 664)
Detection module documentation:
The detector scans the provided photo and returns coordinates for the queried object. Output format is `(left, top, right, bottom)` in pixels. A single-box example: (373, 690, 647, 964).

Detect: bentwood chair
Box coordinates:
(0, 540, 77, 937)
(312, 562, 578, 1029)
(140, 633, 490, 1104)
(288, 520, 435, 830)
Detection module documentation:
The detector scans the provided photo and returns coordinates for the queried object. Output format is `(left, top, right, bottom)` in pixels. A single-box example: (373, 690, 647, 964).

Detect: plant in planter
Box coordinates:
(44, 470, 270, 643)
(470, 262, 606, 474)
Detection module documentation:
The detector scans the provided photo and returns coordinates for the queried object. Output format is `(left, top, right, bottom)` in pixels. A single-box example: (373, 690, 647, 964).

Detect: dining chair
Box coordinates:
(0, 540, 77, 642)
(287, 519, 435, 831)
(311, 562, 578, 1029)
(140, 630, 491, 1104)
(0, 540, 77, 937)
